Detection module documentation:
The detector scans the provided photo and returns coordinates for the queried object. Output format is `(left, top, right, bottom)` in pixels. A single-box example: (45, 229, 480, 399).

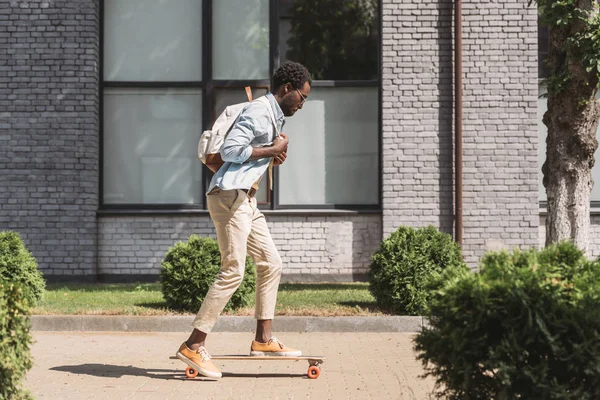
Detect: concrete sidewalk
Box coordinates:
(25, 331, 435, 400)
(31, 315, 424, 333)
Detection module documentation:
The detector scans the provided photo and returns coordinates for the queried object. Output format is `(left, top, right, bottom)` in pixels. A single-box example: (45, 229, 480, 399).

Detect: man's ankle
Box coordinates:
(186, 340, 205, 351)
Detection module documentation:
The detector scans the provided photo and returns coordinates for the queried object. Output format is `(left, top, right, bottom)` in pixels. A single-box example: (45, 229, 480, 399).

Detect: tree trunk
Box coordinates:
(543, 2, 600, 254)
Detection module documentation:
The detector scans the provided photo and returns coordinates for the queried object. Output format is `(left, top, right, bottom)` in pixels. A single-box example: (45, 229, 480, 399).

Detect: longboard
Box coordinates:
(170, 355, 326, 379)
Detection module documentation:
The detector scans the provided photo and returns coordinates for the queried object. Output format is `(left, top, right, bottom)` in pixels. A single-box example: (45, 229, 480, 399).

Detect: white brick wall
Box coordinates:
(381, 0, 540, 266)
(98, 214, 382, 281)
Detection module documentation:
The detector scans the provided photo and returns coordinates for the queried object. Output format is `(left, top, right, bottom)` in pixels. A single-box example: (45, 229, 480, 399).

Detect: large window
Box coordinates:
(276, 0, 380, 207)
(103, 0, 205, 206)
(102, 0, 380, 210)
(537, 24, 600, 205)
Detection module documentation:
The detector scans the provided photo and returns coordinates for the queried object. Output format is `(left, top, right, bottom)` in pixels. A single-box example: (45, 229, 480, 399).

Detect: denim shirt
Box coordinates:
(207, 93, 285, 194)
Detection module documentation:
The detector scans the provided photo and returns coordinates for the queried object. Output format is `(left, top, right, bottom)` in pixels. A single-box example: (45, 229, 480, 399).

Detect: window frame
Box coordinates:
(99, 0, 382, 212)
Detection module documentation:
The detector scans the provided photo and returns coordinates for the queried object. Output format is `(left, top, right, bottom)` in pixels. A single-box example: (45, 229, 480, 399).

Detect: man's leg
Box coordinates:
(177, 190, 252, 378)
(190, 189, 252, 340)
(255, 319, 272, 344)
(246, 197, 300, 356)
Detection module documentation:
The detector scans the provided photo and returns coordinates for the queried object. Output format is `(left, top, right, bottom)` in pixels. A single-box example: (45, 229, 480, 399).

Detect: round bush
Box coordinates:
(0, 280, 34, 400)
(368, 225, 466, 315)
(0, 231, 45, 306)
(415, 241, 600, 399)
(160, 235, 256, 313)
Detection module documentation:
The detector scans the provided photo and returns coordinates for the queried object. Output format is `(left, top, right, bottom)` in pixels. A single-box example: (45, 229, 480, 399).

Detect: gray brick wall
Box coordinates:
(0, 1, 99, 278)
(539, 215, 600, 259)
(381, 0, 455, 237)
(4, 0, 595, 281)
(460, 0, 539, 265)
(381, 0, 539, 266)
(98, 214, 382, 282)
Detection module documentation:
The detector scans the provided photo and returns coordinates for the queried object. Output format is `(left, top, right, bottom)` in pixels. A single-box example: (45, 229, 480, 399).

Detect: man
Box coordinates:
(176, 61, 312, 379)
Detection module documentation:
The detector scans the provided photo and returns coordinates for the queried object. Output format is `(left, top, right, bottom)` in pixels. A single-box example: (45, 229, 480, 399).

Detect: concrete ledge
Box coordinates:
(31, 315, 424, 333)
(81, 274, 370, 284)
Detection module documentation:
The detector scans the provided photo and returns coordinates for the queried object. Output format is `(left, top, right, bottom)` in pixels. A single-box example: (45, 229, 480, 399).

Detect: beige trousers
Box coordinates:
(192, 189, 282, 333)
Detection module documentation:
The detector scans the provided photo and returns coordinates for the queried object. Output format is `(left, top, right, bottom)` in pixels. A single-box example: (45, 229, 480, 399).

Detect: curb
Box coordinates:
(31, 315, 425, 333)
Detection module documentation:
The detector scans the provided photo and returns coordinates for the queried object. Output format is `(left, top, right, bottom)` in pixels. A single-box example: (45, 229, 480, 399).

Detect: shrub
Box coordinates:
(0, 231, 45, 306)
(414, 242, 600, 399)
(368, 225, 466, 315)
(160, 235, 256, 312)
(0, 280, 34, 400)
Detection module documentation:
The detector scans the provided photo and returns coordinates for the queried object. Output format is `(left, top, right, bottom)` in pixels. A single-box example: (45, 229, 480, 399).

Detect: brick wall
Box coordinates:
(460, 0, 539, 265)
(4, 0, 596, 281)
(98, 214, 382, 282)
(381, 0, 539, 266)
(381, 0, 455, 240)
(0, 1, 99, 278)
(539, 215, 600, 259)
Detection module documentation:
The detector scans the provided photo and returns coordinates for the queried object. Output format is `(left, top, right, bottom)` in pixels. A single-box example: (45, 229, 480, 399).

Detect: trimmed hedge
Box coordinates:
(0, 280, 34, 400)
(160, 235, 256, 313)
(0, 231, 45, 306)
(415, 242, 600, 399)
(369, 225, 467, 315)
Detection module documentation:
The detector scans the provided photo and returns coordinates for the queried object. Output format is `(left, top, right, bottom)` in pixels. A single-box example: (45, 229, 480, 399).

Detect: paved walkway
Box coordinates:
(26, 332, 435, 400)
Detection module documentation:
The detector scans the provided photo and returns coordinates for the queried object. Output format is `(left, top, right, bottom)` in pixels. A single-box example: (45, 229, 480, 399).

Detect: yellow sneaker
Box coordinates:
(176, 342, 222, 379)
(250, 336, 302, 357)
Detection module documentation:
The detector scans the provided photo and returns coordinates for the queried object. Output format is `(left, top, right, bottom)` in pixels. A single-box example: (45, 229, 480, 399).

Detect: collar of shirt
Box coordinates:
(265, 92, 285, 131)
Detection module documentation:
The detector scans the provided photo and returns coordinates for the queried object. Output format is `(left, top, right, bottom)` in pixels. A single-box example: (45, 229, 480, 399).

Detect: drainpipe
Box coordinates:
(455, 0, 463, 245)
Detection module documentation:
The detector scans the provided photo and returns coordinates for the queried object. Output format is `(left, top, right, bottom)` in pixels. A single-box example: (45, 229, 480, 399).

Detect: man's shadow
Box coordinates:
(50, 364, 208, 381)
(51, 364, 305, 380)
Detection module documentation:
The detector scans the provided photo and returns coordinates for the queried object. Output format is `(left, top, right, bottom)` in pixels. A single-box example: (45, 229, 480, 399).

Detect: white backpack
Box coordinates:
(198, 87, 277, 170)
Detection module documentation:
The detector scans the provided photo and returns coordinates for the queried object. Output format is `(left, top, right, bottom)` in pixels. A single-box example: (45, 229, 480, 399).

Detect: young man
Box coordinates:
(176, 61, 312, 379)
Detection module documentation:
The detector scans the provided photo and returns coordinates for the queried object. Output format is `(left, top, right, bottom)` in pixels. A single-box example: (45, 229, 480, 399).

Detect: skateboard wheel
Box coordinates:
(307, 365, 320, 379)
(185, 366, 198, 378)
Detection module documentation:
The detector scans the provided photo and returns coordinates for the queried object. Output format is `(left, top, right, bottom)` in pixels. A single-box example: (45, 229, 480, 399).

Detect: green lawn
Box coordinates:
(32, 283, 385, 316)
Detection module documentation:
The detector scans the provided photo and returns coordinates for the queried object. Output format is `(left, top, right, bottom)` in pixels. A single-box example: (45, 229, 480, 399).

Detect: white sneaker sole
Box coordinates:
(176, 351, 222, 379)
(249, 350, 302, 357)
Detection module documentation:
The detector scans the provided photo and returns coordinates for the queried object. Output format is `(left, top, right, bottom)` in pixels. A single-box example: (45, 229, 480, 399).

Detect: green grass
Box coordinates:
(32, 283, 386, 316)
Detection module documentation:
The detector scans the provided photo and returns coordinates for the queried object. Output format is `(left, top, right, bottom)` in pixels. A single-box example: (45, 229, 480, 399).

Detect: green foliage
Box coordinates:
(0, 280, 34, 400)
(160, 235, 256, 313)
(534, 0, 600, 93)
(415, 242, 600, 399)
(286, 0, 378, 80)
(368, 225, 467, 316)
(0, 231, 45, 306)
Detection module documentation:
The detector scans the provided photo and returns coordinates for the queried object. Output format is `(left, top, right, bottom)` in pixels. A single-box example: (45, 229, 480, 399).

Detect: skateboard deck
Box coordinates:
(170, 355, 326, 379)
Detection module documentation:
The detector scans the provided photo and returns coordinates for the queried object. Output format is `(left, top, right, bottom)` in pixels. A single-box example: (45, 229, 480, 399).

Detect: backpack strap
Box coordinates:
(253, 96, 280, 192)
(254, 96, 279, 137)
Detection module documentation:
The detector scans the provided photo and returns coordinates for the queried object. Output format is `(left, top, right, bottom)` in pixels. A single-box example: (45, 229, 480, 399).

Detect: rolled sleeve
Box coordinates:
(220, 105, 268, 164)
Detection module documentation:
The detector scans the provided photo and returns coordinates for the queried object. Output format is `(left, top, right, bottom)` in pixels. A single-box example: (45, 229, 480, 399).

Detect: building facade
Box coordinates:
(1, 0, 598, 282)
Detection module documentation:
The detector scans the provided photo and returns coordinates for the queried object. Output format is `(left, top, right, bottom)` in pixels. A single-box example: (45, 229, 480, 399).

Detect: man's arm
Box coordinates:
(220, 104, 289, 163)
(248, 134, 288, 161)
(219, 115, 256, 164)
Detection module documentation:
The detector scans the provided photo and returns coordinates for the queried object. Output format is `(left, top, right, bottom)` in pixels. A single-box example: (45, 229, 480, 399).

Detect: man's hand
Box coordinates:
(273, 151, 287, 166)
(273, 133, 288, 154)
(249, 133, 289, 161)
(273, 134, 288, 165)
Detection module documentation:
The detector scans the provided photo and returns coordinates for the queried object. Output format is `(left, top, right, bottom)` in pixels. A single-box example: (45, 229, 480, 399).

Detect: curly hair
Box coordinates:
(272, 61, 312, 91)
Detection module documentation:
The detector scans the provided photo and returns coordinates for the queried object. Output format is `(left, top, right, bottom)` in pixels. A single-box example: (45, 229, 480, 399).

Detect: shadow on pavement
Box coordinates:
(222, 372, 307, 379)
(51, 364, 308, 380)
(50, 364, 214, 381)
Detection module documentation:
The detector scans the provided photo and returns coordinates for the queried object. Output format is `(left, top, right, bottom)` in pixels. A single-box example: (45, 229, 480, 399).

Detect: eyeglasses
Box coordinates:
(296, 88, 307, 104)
